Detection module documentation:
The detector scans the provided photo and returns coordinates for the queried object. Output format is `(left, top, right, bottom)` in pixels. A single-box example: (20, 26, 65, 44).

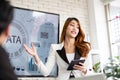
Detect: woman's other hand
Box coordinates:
(73, 62, 87, 74)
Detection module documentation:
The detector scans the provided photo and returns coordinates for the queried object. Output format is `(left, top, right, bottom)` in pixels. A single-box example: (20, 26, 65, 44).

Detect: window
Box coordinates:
(107, 1, 120, 58)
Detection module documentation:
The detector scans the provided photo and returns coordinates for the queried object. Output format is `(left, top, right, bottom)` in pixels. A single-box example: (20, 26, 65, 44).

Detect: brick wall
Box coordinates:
(10, 0, 89, 38)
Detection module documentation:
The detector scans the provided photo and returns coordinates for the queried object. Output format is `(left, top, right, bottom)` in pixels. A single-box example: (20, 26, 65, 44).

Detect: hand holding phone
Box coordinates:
(67, 59, 85, 70)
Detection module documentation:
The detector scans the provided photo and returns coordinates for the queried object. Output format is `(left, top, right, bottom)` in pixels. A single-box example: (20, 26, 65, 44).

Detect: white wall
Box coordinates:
(110, 0, 120, 7)
(88, 0, 110, 70)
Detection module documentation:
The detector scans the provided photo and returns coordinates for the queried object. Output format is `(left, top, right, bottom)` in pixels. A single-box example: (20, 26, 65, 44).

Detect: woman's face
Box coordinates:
(66, 20, 79, 38)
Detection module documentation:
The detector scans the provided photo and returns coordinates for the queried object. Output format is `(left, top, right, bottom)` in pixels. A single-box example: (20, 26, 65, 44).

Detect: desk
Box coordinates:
(18, 77, 55, 80)
(70, 73, 106, 80)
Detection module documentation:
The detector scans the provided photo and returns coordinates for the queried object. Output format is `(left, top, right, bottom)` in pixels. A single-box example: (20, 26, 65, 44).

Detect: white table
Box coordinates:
(70, 73, 106, 80)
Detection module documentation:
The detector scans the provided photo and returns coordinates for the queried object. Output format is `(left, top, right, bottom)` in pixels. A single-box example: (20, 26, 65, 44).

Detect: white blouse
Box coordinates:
(66, 53, 74, 63)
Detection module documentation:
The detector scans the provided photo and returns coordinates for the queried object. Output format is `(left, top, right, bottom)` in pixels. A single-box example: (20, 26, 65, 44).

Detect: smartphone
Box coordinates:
(67, 59, 85, 70)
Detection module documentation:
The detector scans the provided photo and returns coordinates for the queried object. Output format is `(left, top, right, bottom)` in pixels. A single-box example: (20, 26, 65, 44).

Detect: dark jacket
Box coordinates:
(0, 46, 17, 80)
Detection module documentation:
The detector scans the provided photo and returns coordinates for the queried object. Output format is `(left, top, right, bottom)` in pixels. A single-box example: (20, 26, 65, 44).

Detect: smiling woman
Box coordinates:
(24, 17, 92, 80)
(65, 20, 79, 39)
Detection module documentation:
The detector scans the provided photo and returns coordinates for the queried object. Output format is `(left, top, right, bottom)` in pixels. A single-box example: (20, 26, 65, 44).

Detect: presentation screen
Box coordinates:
(4, 7, 59, 77)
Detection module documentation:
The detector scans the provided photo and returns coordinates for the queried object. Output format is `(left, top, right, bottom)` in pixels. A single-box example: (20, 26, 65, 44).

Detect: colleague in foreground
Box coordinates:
(0, 0, 17, 80)
(24, 17, 92, 80)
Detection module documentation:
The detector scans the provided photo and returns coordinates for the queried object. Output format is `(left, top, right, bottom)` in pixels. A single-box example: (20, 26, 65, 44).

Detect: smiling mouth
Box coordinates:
(71, 31, 76, 34)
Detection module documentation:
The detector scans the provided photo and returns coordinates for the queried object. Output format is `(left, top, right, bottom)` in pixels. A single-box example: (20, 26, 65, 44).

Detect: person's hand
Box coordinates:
(23, 43, 37, 57)
(73, 62, 87, 74)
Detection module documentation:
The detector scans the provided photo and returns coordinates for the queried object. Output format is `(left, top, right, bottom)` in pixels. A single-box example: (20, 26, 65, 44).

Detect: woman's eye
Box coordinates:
(70, 24, 74, 27)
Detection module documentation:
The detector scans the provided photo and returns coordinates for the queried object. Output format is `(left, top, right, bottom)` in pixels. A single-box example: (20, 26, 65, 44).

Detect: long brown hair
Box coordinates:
(60, 17, 91, 57)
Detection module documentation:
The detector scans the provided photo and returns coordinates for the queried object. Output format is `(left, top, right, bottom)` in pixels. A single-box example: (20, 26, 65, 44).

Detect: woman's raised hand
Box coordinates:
(23, 43, 37, 57)
(24, 43, 40, 63)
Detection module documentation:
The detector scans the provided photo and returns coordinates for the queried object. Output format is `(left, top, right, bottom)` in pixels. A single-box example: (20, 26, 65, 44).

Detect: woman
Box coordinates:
(24, 17, 92, 80)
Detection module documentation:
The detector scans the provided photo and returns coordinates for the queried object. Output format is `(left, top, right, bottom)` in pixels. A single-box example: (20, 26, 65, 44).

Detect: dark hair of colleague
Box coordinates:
(0, 0, 17, 80)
